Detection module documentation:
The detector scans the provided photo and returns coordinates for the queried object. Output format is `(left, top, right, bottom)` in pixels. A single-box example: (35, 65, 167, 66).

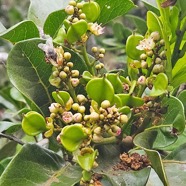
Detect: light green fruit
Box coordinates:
(22, 111, 47, 136)
(82, 1, 100, 22)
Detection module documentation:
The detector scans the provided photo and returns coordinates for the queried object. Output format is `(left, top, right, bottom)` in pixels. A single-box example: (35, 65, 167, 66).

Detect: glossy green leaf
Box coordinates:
(86, 77, 115, 105)
(162, 96, 185, 133)
(0, 121, 21, 133)
(149, 73, 168, 96)
(133, 130, 168, 185)
(96, 145, 150, 186)
(7, 39, 54, 115)
(142, 0, 159, 15)
(44, 10, 67, 38)
(106, 73, 123, 93)
(177, 0, 186, 19)
(60, 124, 87, 152)
(0, 21, 39, 43)
(0, 143, 82, 186)
(28, 0, 69, 27)
(117, 94, 144, 107)
(166, 143, 186, 161)
(164, 162, 186, 186)
(178, 90, 186, 115)
(172, 55, 186, 88)
(0, 157, 12, 176)
(95, 0, 135, 25)
(22, 111, 47, 136)
(147, 11, 163, 37)
(125, 14, 147, 35)
(67, 20, 88, 44)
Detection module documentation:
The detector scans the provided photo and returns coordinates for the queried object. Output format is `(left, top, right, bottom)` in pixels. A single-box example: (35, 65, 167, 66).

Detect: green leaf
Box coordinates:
(147, 11, 163, 37)
(96, 145, 150, 186)
(7, 39, 55, 116)
(178, 90, 186, 115)
(142, 0, 160, 15)
(172, 55, 186, 88)
(164, 162, 186, 186)
(43, 10, 67, 38)
(0, 21, 39, 43)
(86, 77, 115, 105)
(28, 0, 69, 27)
(166, 143, 186, 161)
(149, 73, 168, 96)
(0, 157, 12, 176)
(162, 96, 185, 133)
(0, 121, 21, 133)
(125, 14, 147, 35)
(133, 130, 168, 185)
(95, 0, 135, 25)
(0, 143, 82, 186)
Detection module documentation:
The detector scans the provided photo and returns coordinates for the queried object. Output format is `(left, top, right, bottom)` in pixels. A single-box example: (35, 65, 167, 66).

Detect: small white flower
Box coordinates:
(62, 111, 73, 124)
(88, 23, 104, 36)
(136, 37, 155, 51)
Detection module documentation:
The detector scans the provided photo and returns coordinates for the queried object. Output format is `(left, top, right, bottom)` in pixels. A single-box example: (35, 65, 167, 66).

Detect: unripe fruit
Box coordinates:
(101, 100, 111, 109)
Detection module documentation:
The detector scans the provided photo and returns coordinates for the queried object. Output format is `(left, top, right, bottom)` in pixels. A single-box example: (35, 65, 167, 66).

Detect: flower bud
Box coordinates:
(140, 53, 147, 60)
(92, 134, 103, 143)
(63, 66, 70, 73)
(91, 47, 98, 53)
(67, 62, 74, 68)
(64, 52, 71, 60)
(150, 31, 160, 41)
(59, 71, 67, 79)
(78, 105, 86, 113)
(120, 114, 128, 124)
(79, 13, 86, 19)
(72, 103, 79, 111)
(77, 2, 83, 9)
(90, 111, 100, 121)
(155, 57, 162, 64)
(101, 100, 111, 109)
(94, 126, 102, 135)
(98, 53, 104, 58)
(141, 60, 148, 69)
(99, 48, 105, 54)
(71, 70, 80, 77)
(73, 113, 83, 122)
(71, 78, 80, 87)
(69, 0, 76, 6)
(138, 76, 146, 85)
(49, 103, 62, 113)
(65, 5, 74, 15)
(77, 94, 87, 103)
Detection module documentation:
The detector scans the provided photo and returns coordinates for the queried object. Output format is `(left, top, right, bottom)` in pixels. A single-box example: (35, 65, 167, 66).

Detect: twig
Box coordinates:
(0, 132, 25, 145)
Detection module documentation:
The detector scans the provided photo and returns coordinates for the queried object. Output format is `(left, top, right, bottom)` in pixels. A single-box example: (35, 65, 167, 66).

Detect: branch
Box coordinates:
(0, 132, 25, 145)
